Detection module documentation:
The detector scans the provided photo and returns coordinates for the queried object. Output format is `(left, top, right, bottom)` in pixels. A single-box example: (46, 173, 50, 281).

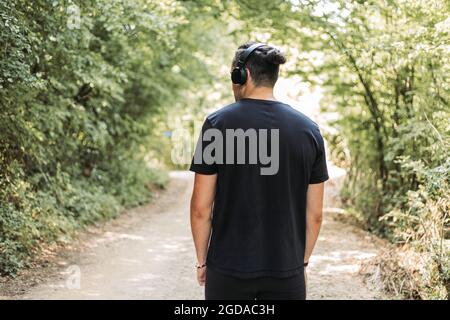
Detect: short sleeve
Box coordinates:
(309, 129, 329, 184)
(189, 118, 218, 175)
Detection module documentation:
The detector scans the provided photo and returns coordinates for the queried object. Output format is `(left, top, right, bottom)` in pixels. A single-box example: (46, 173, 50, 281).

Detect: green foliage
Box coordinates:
(0, 0, 229, 275)
(231, 0, 449, 299)
(303, 0, 449, 299)
(309, 1, 449, 299)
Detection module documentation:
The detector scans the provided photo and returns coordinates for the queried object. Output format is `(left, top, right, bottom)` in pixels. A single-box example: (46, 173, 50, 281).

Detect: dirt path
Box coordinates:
(5, 168, 386, 300)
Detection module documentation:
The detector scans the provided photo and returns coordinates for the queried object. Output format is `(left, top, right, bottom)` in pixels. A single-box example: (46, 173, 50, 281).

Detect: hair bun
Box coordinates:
(266, 48, 286, 65)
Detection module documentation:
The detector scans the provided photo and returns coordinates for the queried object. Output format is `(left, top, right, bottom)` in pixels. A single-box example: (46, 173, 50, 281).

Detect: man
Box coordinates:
(190, 41, 329, 300)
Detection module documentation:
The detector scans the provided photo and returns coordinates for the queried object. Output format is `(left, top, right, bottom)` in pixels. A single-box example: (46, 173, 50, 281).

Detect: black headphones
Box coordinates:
(231, 43, 265, 85)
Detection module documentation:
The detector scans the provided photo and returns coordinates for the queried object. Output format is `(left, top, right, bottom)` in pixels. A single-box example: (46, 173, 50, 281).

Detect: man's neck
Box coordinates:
(242, 86, 276, 101)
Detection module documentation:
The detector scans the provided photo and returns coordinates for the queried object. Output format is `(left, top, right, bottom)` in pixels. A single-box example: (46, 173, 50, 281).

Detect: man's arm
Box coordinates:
(304, 182, 325, 263)
(190, 173, 217, 285)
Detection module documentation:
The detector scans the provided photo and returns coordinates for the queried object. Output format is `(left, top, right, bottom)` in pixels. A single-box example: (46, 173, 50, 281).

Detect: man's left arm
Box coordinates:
(190, 172, 217, 286)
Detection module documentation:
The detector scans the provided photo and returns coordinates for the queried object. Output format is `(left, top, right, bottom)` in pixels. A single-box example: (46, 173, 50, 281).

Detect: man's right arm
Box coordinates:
(304, 182, 325, 264)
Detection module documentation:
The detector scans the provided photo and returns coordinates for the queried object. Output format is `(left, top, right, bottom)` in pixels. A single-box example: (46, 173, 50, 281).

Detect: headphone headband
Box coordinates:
(231, 42, 266, 85)
(236, 43, 265, 68)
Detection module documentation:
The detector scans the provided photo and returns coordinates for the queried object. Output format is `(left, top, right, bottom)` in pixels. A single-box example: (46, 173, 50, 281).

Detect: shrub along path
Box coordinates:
(1, 169, 389, 300)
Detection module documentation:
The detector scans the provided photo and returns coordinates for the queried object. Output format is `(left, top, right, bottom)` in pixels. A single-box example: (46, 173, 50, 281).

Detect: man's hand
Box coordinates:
(197, 267, 206, 286)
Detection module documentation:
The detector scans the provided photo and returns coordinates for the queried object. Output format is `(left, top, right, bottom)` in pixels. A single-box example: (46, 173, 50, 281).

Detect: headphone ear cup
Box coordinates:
(231, 68, 242, 85)
(239, 68, 247, 85)
(231, 67, 247, 85)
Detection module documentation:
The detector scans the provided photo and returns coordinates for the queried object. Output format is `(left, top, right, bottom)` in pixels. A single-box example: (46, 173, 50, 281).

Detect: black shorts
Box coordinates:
(205, 267, 306, 300)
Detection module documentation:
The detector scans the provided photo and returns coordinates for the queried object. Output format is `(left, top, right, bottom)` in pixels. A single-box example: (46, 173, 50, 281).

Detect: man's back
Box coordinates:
(190, 41, 328, 300)
(190, 98, 329, 278)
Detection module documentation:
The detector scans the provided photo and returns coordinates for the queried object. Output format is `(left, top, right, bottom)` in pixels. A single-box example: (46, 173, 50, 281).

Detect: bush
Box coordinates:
(0, 156, 167, 275)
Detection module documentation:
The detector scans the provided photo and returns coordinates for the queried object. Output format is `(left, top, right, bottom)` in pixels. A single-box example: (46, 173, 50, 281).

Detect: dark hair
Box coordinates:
(232, 41, 286, 87)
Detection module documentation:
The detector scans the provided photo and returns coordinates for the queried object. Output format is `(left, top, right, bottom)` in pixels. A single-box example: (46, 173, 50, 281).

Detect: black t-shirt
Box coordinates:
(190, 98, 329, 278)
